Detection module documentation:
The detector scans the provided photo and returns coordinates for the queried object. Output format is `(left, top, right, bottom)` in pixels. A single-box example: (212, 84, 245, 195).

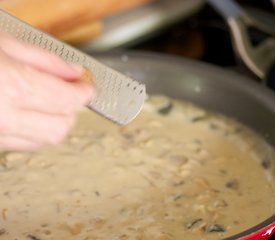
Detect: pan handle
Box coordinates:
(207, 0, 275, 85)
(207, 0, 244, 19)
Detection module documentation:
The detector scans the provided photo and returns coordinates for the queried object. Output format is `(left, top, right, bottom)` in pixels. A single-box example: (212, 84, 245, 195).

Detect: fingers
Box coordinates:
(17, 67, 94, 114)
(0, 31, 83, 81)
(0, 136, 41, 152)
(0, 32, 97, 151)
(6, 109, 76, 145)
(0, 107, 76, 146)
(0, 50, 95, 114)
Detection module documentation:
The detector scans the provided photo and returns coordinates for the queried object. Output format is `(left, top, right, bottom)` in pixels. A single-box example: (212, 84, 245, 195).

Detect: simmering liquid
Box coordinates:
(0, 95, 274, 240)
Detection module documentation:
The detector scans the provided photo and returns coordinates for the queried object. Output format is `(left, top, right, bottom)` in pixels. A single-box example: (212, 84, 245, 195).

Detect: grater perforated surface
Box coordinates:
(0, 10, 146, 125)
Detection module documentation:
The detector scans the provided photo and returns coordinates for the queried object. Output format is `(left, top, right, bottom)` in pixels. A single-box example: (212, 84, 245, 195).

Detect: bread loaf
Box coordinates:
(56, 20, 102, 45)
(0, 0, 152, 35)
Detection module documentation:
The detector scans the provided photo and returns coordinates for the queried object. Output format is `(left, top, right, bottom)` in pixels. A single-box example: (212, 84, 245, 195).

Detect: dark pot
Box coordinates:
(94, 51, 275, 240)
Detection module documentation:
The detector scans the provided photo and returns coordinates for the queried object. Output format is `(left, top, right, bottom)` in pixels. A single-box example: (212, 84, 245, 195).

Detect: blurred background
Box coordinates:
(1, 0, 275, 81)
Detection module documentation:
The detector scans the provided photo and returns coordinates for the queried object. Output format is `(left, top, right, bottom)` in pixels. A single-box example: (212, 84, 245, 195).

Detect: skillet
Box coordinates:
(93, 51, 275, 240)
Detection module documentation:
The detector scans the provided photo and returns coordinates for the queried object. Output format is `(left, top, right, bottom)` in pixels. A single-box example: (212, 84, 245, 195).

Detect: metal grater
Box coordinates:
(0, 10, 146, 125)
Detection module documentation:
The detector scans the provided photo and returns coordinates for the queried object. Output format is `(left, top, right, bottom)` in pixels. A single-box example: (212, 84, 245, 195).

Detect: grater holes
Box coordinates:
(125, 80, 142, 92)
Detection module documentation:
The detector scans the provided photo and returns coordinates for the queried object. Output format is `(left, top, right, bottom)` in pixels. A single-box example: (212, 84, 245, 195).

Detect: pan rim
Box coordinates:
(92, 50, 275, 239)
(93, 50, 275, 114)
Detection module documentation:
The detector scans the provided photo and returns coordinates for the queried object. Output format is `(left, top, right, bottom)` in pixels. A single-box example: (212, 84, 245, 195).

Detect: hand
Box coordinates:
(0, 32, 95, 151)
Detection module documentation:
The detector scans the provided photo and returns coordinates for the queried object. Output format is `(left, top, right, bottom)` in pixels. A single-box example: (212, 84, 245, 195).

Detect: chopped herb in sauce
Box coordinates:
(225, 179, 239, 190)
(27, 234, 42, 240)
(95, 191, 100, 197)
(158, 102, 173, 115)
(185, 218, 203, 229)
(261, 158, 271, 169)
(207, 224, 226, 233)
(191, 114, 209, 123)
(0, 228, 6, 236)
(173, 194, 184, 201)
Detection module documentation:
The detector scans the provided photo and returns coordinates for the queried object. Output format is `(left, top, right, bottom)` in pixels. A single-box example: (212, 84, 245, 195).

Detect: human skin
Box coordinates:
(0, 32, 95, 151)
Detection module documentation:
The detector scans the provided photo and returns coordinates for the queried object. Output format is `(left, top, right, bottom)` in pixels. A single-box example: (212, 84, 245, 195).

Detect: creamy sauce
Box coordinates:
(0, 95, 274, 240)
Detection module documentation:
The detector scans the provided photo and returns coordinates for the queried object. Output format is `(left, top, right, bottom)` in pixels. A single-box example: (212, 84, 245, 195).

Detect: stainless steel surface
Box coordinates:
(207, 0, 275, 81)
(0, 10, 145, 125)
(80, 0, 204, 52)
